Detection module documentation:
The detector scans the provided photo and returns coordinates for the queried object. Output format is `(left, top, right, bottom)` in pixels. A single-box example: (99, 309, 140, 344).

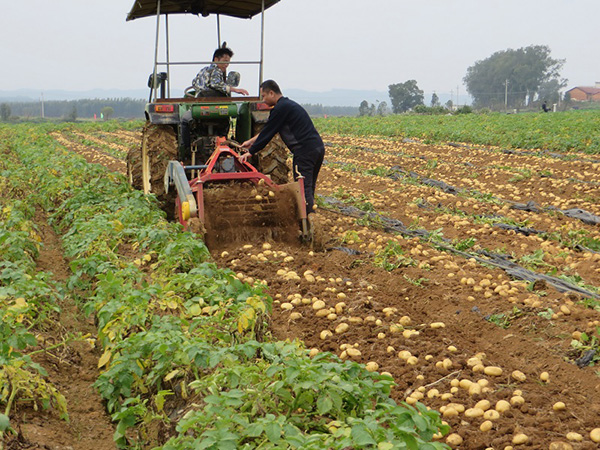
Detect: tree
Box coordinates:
(445, 99, 453, 110)
(430, 93, 440, 108)
(388, 80, 424, 113)
(377, 101, 389, 116)
(101, 106, 115, 120)
(65, 104, 77, 122)
(0, 103, 10, 121)
(537, 79, 563, 105)
(463, 45, 565, 109)
(358, 100, 370, 117)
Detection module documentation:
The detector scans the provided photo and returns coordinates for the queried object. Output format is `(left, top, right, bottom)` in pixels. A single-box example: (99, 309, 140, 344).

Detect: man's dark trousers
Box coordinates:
(292, 147, 324, 214)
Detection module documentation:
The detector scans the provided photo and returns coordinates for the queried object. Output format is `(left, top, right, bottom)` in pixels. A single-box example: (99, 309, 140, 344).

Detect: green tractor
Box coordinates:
(125, 0, 311, 246)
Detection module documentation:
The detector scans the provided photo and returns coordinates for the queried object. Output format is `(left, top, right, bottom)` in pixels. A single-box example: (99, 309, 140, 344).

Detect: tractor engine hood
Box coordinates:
(127, 0, 281, 20)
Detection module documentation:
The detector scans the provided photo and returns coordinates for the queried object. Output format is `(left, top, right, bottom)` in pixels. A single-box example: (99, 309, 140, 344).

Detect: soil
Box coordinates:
(38, 127, 600, 449)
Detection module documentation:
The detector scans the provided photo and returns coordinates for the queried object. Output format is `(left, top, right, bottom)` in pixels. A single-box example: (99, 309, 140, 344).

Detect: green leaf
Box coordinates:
(264, 421, 281, 443)
(317, 394, 333, 415)
(351, 423, 376, 446)
(245, 422, 264, 438)
(0, 413, 10, 432)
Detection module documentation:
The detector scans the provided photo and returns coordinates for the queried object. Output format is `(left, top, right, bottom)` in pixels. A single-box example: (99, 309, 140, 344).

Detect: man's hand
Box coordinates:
(238, 151, 251, 163)
(231, 87, 249, 96)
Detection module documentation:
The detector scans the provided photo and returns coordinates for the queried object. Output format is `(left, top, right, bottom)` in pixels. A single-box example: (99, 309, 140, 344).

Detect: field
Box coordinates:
(1, 112, 600, 450)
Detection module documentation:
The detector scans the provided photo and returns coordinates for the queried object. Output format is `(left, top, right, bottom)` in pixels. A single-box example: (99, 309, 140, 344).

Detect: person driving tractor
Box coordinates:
(181, 45, 249, 156)
(192, 45, 249, 97)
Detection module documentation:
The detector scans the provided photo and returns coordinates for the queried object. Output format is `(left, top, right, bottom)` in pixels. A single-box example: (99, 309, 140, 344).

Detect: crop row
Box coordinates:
(0, 123, 448, 449)
(315, 110, 600, 154)
(0, 145, 69, 445)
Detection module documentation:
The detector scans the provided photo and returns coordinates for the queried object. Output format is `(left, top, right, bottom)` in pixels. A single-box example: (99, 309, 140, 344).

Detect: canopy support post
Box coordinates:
(165, 13, 170, 98)
(216, 14, 221, 46)
(151, 0, 162, 102)
(259, 0, 265, 91)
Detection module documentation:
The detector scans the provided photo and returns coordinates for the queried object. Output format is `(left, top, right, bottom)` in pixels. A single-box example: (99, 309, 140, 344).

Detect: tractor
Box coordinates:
(125, 0, 311, 247)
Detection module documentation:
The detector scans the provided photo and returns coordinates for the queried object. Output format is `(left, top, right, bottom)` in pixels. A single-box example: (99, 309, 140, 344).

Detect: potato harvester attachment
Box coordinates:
(165, 137, 310, 247)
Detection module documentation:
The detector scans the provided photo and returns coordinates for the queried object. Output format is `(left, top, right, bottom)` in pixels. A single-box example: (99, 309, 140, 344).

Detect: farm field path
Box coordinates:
(56, 127, 600, 449)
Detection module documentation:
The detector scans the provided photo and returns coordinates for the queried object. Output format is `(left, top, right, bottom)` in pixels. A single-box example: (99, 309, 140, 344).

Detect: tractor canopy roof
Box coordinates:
(127, 0, 281, 21)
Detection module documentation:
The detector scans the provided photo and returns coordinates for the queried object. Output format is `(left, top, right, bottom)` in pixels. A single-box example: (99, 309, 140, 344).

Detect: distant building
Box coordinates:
(566, 82, 600, 102)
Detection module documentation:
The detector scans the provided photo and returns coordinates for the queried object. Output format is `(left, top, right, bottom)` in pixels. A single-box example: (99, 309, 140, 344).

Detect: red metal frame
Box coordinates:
(176, 137, 308, 230)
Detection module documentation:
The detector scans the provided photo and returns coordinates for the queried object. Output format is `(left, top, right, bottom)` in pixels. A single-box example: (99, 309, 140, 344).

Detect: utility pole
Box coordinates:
(457, 85, 459, 107)
(41, 92, 45, 119)
(504, 79, 508, 111)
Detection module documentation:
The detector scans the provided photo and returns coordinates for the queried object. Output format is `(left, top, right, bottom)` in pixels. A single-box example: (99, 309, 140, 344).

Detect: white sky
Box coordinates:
(1, 0, 598, 100)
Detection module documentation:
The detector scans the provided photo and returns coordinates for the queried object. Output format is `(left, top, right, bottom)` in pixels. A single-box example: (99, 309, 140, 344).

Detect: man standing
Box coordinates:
(239, 80, 325, 214)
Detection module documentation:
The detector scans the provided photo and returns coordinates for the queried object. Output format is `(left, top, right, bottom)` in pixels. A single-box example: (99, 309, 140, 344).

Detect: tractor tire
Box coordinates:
(127, 122, 178, 198)
(126, 144, 143, 190)
(252, 123, 290, 184)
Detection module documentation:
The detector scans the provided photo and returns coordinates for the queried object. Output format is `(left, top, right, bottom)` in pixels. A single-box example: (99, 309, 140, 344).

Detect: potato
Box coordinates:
(469, 383, 482, 396)
(512, 433, 529, 444)
(484, 366, 503, 376)
(459, 379, 473, 389)
(430, 322, 446, 329)
(446, 433, 463, 446)
(280, 302, 294, 310)
(335, 323, 349, 334)
(548, 442, 573, 450)
(308, 348, 319, 357)
(442, 407, 459, 418)
(447, 403, 465, 413)
(398, 350, 412, 360)
(590, 428, 600, 443)
(475, 399, 491, 411)
(552, 401, 566, 411)
(480, 420, 493, 432)
(472, 363, 485, 373)
(406, 356, 419, 365)
(540, 371, 550, 382)
(365, 361, 379, 372)
(427, 389, 439, 399)
(495, 400, 511, 413)
(483, 409, 500, 420)
(510, 395, 525, 406)
(346, 347, 361, 358)
(565, 432, 583, 442)
(511, 370, 527, 382)
(465, 407, 484, 418)
(399, 315, 411, 326)
(312, 300, 326, 310)
(319, 330, 332, 339)
(289, 312, 302, 320)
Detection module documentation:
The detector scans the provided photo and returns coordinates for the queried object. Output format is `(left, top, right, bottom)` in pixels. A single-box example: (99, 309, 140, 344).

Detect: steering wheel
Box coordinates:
(184, 86, 196, 98)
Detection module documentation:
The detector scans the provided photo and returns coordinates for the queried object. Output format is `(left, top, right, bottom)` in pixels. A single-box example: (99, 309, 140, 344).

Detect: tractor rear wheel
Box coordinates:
(251, 123, 290, 185)
(127, 122, 178, 198)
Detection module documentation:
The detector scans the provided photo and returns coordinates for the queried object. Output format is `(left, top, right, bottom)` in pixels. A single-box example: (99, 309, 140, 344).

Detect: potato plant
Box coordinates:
(0, 123, 448, 449)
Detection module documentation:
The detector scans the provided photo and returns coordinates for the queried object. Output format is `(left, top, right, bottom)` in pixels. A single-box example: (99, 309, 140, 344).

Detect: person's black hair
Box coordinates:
(260, 79, 282, 95)
(213, 46, 233, 61)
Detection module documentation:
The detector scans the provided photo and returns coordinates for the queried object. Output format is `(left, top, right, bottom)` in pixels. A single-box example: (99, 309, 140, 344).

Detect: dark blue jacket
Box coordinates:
(249, 97, 324, 157)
